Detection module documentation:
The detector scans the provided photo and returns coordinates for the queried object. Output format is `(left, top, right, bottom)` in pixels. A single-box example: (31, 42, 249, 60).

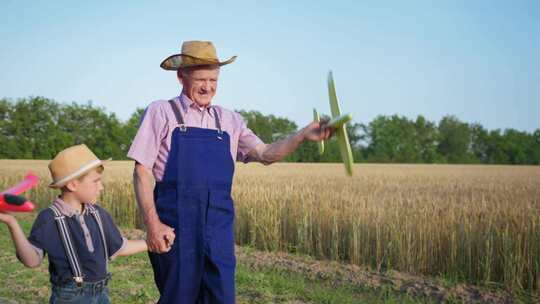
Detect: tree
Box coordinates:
(0, 99, 16, 158)
(2, 97, 63, 159)
(123, 108, 145, 152)
(414, 115, 440, 163)
(500, 129, 536, 164)
(437, 115, 475, 163)
(532, 130, 540, 165)
(238, 110, 298, 144)
(470, 123, 489, 163)
(58, 102, 126, 160)
(1, 96, 538, 165)
(485, 129, 509, 164)
(363, 115, 423, 163)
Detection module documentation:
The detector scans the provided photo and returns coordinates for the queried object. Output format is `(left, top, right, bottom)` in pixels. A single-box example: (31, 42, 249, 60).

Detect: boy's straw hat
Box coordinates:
(160, 40, 236, 71)
(48, 144, 110, 188)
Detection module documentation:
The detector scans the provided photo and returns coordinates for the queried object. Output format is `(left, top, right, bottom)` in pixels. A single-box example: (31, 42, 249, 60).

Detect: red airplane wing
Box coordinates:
(0, 173, 39, 195)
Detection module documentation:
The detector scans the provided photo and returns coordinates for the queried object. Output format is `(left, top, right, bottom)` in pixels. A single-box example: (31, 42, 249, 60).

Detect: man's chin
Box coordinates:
(194, 98, 212, 107)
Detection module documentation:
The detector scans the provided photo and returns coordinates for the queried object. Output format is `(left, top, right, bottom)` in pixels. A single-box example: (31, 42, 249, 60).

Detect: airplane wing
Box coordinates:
(313, 109, 325, 154)
(327, 71, 354, 176)
(0, 173, 39, 195)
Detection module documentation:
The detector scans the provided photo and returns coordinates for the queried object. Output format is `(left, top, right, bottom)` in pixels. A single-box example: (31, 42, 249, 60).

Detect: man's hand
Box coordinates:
(133, 162, 175, 254)
(301, 121, 334, 142)
(146, 219, 175, 253)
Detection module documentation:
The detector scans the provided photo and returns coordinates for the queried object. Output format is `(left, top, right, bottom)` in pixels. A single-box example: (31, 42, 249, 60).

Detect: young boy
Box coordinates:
(0, 144, 152, 303)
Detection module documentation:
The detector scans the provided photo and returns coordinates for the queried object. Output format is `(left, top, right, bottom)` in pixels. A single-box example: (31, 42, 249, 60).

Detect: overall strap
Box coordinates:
(168, 99, 223, 134)
(86, 204, 110, 270)
(168, 99, 187, 132)
(50, 205, 84, 285)
(212, 107, 223, 134)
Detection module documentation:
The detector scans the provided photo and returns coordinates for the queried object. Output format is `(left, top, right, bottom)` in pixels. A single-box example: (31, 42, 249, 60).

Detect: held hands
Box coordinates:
(146, 219, 176, 253)
(301, 120, 334, 142)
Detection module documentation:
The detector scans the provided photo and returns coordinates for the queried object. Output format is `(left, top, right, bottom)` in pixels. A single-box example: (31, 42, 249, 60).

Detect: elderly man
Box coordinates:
(128, 40, 333, 304)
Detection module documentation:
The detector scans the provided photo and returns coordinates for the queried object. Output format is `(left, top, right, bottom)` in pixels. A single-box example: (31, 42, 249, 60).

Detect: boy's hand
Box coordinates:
(0, 212, 16, 225)
(0, 211, 41, 268)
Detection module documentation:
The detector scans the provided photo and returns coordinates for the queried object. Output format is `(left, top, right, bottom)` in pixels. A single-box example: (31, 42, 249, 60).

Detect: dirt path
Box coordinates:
(236, 246, 537, 304)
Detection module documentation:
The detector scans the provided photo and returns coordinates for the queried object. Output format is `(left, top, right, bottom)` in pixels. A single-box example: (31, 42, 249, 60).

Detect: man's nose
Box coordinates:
(201, 81, 211, 91)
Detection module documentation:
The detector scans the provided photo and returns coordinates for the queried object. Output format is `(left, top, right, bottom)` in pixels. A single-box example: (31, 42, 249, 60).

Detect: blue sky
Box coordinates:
(1, 0, 538, 132)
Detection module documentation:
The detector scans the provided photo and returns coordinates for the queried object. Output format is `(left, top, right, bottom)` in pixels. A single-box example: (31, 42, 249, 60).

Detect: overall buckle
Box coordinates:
(74, 276, 84, 288)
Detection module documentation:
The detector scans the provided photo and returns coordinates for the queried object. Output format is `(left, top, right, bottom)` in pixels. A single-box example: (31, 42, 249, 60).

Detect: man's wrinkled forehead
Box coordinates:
(178, 65, 220, 76)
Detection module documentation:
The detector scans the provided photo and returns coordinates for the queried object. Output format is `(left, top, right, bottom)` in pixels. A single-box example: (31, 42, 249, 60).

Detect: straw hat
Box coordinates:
(160, 40, 236, 71)
(48, 144, 110, 188)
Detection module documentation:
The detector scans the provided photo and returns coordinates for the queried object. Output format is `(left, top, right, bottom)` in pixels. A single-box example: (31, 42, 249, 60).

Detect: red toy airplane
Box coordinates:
(0, 173, 39, 212)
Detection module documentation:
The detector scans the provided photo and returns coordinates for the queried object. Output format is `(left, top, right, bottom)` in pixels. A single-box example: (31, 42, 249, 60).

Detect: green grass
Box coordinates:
(236, 263, 424, 304)
(0, 217, 436, 303)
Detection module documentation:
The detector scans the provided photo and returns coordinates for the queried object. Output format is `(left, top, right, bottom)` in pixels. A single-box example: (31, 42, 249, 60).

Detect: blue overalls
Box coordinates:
(149, 100, 236, 304)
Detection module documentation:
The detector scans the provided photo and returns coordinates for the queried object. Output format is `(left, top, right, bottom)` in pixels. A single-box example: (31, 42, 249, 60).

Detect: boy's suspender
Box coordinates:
(50, 205, 109, 285)
(86, 204, 110, 269)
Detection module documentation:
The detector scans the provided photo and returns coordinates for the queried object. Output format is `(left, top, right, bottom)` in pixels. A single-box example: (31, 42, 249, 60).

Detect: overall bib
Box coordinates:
(149, 100, 236, 304)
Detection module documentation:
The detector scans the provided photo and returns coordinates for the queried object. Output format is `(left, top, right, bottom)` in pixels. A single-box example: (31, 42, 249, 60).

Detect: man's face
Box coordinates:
(179, 66, 220, 107)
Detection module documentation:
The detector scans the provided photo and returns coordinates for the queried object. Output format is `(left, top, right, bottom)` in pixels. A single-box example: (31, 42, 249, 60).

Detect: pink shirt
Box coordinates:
(127, 94, 264, 181)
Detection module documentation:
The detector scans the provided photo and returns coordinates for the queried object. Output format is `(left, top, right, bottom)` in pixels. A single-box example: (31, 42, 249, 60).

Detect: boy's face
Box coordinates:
(71, 169, 104, 204)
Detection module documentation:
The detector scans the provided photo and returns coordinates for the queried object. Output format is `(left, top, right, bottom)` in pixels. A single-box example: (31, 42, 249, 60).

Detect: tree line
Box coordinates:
(1, 97, 538, 164)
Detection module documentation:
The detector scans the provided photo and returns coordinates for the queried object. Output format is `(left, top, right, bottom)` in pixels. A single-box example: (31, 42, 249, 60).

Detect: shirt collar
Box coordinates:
(53, 197, 90, 217)
(179, 93, 215, 118)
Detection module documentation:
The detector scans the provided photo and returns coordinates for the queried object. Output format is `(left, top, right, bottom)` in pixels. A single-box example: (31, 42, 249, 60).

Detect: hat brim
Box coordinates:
(160, 54, 236, 71)
(49, 158, 112, 189)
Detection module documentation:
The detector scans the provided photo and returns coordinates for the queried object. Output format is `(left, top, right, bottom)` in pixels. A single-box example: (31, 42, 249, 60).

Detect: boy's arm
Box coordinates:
(115, 239, 147, 257)
(0, 214, 42, 268)
(95, 205, 151, 259)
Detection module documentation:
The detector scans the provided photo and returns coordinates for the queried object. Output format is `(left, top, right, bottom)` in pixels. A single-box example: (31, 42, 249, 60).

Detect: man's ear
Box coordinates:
(177, 70, 185, 86)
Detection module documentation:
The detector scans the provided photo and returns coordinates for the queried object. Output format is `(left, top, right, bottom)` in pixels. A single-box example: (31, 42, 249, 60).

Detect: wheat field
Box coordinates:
(0, 160, 538, 293)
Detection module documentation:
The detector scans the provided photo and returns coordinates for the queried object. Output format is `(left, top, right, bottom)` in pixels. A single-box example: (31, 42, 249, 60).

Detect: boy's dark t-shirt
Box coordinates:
(28, 202, 124, 285)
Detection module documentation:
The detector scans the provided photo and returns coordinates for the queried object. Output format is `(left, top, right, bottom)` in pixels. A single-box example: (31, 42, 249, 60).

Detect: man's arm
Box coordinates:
(133, 163, 174, 253)
(0, 213, 41, 268)
(249, 121, 333, 165)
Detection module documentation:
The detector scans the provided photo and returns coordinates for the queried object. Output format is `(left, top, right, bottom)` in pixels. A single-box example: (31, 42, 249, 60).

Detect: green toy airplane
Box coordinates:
(313, 71, 354, 176)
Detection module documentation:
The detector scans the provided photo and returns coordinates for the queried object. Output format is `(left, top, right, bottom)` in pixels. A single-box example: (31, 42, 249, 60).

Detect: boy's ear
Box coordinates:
(65, 180, 78, 192)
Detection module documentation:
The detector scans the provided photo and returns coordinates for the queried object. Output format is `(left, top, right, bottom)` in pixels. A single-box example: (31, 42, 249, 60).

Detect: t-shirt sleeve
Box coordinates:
(235, 112, 264, 163)
(27, 209, 53, 253)
(127, 101, 167, 170)
(96, 207, 125, 259)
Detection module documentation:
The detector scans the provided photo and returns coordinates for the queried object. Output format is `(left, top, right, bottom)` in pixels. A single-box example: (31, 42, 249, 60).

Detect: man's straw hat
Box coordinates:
(48, 144, 110, 188)
(160, 40, 236, 71)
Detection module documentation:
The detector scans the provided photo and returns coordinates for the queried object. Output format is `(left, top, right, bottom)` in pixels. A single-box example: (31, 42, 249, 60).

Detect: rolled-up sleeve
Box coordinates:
(127, 102, 167, 170)
(235, 113, 264, 163)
